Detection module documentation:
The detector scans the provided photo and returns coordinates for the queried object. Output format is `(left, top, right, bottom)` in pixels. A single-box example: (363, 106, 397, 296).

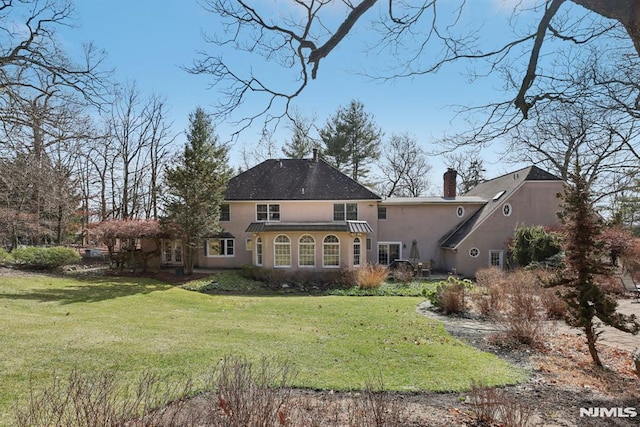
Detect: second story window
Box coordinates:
(333, 203, 358, 221)
(377, 206, 387, 220)
(257, 203, 280, 221)
(220, 204, 230, 221)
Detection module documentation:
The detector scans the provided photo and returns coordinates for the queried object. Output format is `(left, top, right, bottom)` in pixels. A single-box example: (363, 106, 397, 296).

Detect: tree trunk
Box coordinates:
(584, 323, 602, 366)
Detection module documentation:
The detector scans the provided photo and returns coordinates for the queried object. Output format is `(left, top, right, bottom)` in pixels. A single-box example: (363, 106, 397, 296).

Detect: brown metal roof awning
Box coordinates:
(246, 221, 373, 234)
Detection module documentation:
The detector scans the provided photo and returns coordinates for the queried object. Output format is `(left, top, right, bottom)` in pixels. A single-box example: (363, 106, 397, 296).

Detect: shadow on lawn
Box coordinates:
(0, 274, 173, 305)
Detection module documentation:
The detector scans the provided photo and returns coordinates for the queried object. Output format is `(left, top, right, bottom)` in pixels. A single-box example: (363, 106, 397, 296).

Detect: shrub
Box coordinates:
(11, 246, 81, 270)
(390, 264, 414, 284)
(429, 276, 473, 315)
(510, 224, 562, 268)
(0, 248, 12, 266)
(467, 381, 534, 427)
(356, 264, 389, 289)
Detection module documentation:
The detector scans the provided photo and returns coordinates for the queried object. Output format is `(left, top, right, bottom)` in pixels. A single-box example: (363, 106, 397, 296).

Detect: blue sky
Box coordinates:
(62, 0, 537, 189)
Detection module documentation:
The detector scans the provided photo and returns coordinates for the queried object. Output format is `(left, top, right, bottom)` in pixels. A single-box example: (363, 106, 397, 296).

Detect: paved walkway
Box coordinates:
(417, 298, 640, 353)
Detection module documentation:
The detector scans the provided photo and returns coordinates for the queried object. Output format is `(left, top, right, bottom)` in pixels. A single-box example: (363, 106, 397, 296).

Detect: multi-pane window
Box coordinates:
(257, 204, 280, 221)
(377, 206, 387, 220)
(220, 204, 230, 221)
(323, 235, 340, 267)
(256, 237, 263, 266)
(333, 203, 358, 221)
(378, 242, 401, 265)
(205, 238, 235, 257)
(489, 250, 503, 268)
(274, 235, 291, 267)
(163, 240, 183, 264)
(353, 237, 361, 267)
(298, 235, 316, 267)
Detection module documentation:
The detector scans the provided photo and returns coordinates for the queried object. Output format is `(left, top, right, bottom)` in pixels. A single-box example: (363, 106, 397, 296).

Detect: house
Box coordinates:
(159, 149, 564, 277)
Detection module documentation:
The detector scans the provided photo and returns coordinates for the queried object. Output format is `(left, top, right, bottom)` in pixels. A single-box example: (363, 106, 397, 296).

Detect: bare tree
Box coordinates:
(0, 0, 108, 107)
(191, 1, 640, 133)
(105, 83, 175, 220)
(377, 133, 431, 197)
(504, 101, 640, 202)
(443, 149, 486, 195)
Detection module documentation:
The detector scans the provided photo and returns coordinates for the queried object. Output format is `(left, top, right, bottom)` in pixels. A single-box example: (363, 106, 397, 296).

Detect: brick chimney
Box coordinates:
(443, 168, 457, 199)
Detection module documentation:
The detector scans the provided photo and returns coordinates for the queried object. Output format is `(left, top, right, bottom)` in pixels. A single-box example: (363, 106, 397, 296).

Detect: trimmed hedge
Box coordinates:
(10, 246, 81, 270)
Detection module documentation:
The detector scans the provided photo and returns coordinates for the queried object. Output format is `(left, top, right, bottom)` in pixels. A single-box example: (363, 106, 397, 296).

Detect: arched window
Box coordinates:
(353, 237, 361, 267)
(298, 235, 315, 267)
(255, 237, 263, 266)
(323, 235, 340, 267)
(274, 235, 291, 267)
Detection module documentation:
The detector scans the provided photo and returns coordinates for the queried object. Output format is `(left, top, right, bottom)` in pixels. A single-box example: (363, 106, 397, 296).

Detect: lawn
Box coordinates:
(0, 272, 524, 425)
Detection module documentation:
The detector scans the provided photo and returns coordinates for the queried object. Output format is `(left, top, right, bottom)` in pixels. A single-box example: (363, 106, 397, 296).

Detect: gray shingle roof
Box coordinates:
(225, 158, 381, 201)
(440, 166, 562, 249)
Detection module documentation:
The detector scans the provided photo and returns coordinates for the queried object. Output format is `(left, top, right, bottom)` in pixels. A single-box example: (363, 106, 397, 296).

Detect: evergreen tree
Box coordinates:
(549, 168, 639, 366)
(319, 100, 382, 182)
(162, 107, 232, 275)
(281, 111, 317, 159)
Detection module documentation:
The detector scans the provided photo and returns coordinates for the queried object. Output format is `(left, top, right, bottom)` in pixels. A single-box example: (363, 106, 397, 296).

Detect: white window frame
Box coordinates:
(469, 247, 480, 258)
(489, 250, 504, 268)
(377, 242, 402, 265)
(255, 237, 263, 266)
(502, 203, 512, 217)
(333, 203, 358, 221)
(353, 237, 362, 267)
(274, 234, 291, 268)
(162, 240, 183, 264)
(323, 234, 340, 268)
(256, 203, 280, 221)
(298, 235, 316, 268)
(456, 206, 465, 218)
(205, 238, 235, 257)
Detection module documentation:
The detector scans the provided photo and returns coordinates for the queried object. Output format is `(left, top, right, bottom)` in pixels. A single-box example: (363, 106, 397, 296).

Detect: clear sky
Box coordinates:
(61, 0, 537, 190)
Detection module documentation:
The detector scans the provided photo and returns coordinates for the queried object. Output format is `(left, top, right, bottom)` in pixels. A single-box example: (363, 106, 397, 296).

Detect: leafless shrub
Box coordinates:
(346, 376, 403, 427)
(203, 356, 294, 427)
(356, 264, 389, 289)
(475, 267, 505, 288)
(494, 270, 547, 347)
(15, 370, 194, 427)
(539, 286, 567, 320)
(468, 382, 535, 427)
(391, 264, 414, 284)
(431, 277, 472, 315)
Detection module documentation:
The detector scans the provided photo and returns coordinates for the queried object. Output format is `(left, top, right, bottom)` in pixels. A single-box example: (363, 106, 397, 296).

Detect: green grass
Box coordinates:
(0, 272, 524, 425)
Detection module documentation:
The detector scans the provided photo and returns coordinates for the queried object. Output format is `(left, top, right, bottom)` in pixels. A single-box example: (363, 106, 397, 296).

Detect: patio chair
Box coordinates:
(619, 275, 640, 303)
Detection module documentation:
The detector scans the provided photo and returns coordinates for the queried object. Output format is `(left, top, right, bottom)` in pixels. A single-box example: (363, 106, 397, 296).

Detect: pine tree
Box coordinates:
(281, 111, 317, 159)
(550, 168, 639, 366)
(162, 107, 232, 275)
(320, 100, 382, 182)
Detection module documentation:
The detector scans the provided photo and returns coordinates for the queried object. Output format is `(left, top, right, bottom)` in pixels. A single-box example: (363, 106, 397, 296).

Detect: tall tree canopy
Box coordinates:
(163, 107, 232, 275)
(319, 100, 382, 183)
(192, 0, 640, 131)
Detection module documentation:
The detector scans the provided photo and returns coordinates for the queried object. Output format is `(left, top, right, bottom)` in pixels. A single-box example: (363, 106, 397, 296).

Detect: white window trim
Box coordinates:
(274, 234, 291, 268)
(256, 203, 281, 222)
(298, 235, 316, 268)
(456, 206, 465, 218)
(353, 237, 362, 267)
(322, 234, 340, 268)
(469, 247, 480, 258)
(205, 238, 235, 257)
(377, 241, 403, 265)
(333, 203, 358, 221)
(502, 203, 512, 217)
(255, 237, 263, 266)
(489, 250, 504, 269)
